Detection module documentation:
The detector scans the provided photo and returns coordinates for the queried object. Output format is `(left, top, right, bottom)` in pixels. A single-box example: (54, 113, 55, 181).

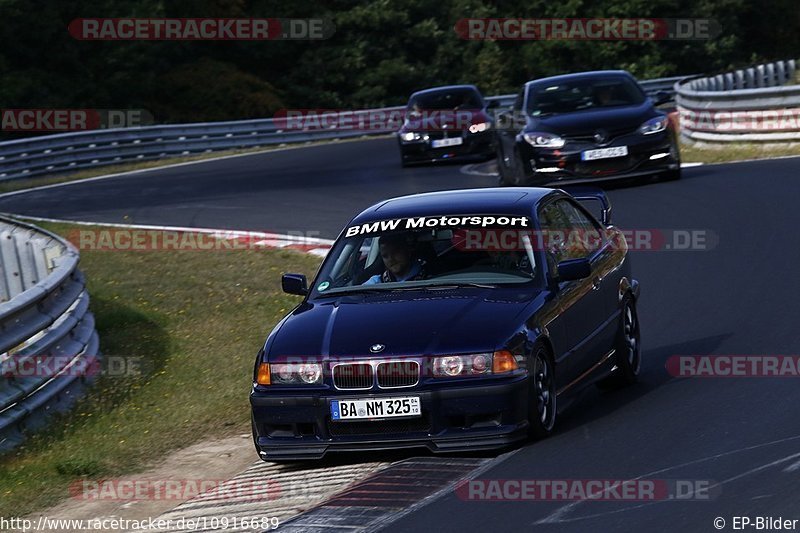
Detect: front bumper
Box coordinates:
(399, 131, 494, 164)
(516, 130, 678, 185)
(250, 376, 529, 460)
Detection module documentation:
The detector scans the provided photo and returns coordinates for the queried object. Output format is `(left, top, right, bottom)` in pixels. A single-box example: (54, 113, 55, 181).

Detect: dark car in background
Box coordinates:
(398, 85, 496, 166)
(250, 187, 641, 460)
(495, 70, 681, 186)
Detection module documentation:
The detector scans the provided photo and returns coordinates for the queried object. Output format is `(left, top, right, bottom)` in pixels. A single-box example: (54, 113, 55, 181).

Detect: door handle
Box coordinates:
(591, 277, 601, 290)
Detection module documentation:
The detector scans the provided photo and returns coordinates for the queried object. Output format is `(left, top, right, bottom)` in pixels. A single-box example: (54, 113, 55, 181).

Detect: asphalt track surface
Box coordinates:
(4, 137, 800, 532)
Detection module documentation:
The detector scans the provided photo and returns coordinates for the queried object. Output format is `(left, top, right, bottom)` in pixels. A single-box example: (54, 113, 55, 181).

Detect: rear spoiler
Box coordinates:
(559, 186, 612, 226)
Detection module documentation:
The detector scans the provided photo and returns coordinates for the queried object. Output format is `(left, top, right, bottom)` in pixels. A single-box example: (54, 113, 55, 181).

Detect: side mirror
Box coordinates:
(486, 99, 500, 109)
(653, 90, 671, 106)
(282, 273, 308, 296)
(495, 110, 514, 130)
(557, 258, 591, 282)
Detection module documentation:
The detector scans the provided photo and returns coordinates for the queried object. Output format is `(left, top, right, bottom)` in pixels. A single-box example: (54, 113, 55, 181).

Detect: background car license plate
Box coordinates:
(431, 137, 463, 148)
(331, 397, 421, 421)
(581, 146, 629, 161)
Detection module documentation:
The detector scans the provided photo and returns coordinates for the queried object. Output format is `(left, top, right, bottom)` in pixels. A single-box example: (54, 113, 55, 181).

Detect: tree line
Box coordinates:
(0, 0, 796, 129)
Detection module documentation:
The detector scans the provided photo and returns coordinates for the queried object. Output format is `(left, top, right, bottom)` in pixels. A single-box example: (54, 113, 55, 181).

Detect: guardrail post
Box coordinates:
(776, 62, 787, 85)
(745, 68, 755, 88)
(724, 73, 734, 91)
(734, 70, 744, 90)
(765, 63, 776, 86)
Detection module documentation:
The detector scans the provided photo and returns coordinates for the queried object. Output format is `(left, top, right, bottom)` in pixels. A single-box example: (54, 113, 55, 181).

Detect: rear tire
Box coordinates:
(597, 296, 641, 389)
(528, 342, 557, 439)
(497, 146, 512, 186)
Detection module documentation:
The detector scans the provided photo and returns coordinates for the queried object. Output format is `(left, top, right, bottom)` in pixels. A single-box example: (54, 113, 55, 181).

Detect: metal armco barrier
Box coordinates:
(0, 77, 684, 181)
(0, 216, 99, 453)
(675, 59, 800, 143)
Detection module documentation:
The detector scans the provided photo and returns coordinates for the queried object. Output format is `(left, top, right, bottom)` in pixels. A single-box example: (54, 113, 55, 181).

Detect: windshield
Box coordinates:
(408, 89, 483, 111)
(312, 215, 539, 296)
(525, 76, 645, 116)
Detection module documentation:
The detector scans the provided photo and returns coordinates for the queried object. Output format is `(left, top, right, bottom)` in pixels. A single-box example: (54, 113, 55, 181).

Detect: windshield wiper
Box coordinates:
(418, 282, 498, 289)
(321, 285, 423, 295)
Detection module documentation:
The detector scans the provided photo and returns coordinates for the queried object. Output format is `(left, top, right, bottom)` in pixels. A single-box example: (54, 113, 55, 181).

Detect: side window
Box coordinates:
(539, 201, 571, 264)
(560, 201, 603, 257)
(539, 199, 603, 262)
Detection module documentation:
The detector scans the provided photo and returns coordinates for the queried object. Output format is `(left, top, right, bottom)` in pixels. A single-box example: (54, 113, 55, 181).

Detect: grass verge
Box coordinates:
(681, 141, 800, 164)
(0, 222, 323, 516)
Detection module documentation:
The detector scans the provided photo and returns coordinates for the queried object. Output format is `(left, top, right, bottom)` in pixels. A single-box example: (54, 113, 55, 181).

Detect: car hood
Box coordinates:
(526, 101, 657, 135)
(267, 288, 542, 358)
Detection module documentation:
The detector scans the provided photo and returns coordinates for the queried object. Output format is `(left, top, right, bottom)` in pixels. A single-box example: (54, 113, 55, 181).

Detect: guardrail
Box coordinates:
(0, 77, 685, 182)
(0, 216, 99, 453)
(675, 59, 799, 143)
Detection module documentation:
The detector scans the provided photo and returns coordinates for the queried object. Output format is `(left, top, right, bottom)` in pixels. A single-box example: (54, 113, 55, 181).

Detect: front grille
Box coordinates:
(327, 416, 431, 437)
(563, 125, 639, 143)
(333, 363, 374, 390)
(377, 361, 420, 388)
(575, 156, 636, 175)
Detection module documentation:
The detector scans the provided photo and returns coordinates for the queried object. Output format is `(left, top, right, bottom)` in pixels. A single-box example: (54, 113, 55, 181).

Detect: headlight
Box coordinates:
(433, 353, 493, 377)
(400, 131, 421, 142)
(269, 363, 323, 385)
(523, 132, 565, 149)
(468, 122, 491, 134)
(639, 116, 668, 135)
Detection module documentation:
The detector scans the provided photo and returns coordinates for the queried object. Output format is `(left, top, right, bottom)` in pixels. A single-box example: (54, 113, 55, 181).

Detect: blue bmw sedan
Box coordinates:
(250, 187, 640, 460)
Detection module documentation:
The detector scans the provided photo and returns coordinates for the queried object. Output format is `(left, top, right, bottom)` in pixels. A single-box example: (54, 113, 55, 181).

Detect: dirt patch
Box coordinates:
(25, 434, 256, 524)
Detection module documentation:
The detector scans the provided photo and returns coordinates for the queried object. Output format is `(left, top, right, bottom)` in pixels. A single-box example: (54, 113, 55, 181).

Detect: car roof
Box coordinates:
(409, 85, 482, 98)
(524, 70, 636, 88)
(349, 188, 561, 224)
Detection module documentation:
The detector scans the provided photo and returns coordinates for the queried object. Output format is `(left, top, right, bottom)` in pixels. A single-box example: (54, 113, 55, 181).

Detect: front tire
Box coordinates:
(528, 343, 557, 439)
(662, 139, 681, 181)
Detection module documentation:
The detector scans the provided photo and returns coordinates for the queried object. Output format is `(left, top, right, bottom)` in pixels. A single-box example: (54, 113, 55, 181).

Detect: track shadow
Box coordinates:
(10, 296, 171, 451)
(553, 332, 732, 434)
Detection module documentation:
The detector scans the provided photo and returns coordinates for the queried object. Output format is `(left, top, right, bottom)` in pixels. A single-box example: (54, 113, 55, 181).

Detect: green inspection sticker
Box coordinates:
(317, 281, 330, 292)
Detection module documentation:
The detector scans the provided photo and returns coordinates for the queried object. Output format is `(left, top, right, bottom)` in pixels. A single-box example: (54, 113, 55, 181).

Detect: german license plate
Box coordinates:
(431, 137, 463, 148)
(581, 146, 628, 161)
(331, 397, 421, 421)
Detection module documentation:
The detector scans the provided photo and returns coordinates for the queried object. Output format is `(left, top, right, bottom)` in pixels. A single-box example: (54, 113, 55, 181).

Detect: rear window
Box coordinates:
(408, 88, 483, 111)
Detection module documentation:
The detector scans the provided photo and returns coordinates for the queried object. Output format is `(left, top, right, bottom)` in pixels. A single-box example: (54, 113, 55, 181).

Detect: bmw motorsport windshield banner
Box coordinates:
(345, 215, 531, 237)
